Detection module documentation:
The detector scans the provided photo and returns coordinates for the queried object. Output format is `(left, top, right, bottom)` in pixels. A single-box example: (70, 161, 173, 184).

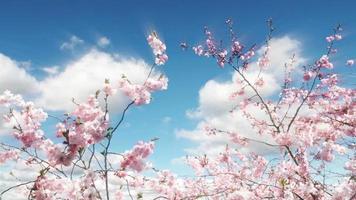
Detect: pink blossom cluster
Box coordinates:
(316, 55, 333, 69)
(147, 32, 168, 65)
(0, 91, 47, 148)
(103, 80, 117, 96)
(0, 20, 355, 200)
(191, 25, 258, 68)
(118, 75, 168, 105)
(254, 77, 264, 87)
(192, 45, 204, 56)
(43, 95, 109, 166)
(165, 21, 356, 200)
(69, 95, 109, 146)
(0, 149, 19, 164)
(217, 50, 228, 67)
(147, 170, 184, 199)
(326, 34, 342, 42)
(44, 142, 77, 166)
(344, 159, 356, 173)
(303, 70, 314, 81)
(257, 54, 269, 67)
(120, 141, 154, 172)
(231, 41, 243, 55)
(31, 171, 100, 200)
(240, 49, 255, 61)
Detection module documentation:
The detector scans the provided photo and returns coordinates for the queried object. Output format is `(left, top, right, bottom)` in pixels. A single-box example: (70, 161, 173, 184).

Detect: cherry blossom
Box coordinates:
(147, 32, 168, 65)
(120, 141, 154, 172)
(0, 150, 19, 164)
(346, 59, 354, 66)
(118, 75, 168, 105)
(317, 55, 333, 69)
(0, 20, 355, 200)
(303, 71, 314, 81)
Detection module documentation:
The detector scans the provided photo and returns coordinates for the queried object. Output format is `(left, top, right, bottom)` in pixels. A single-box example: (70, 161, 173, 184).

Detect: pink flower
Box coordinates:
(316, 55, 333, 69)
(55, 123, 66, 137)
(147, 32, 168, 65)
(321, 74, 338, 86)
(119, 79, 151, 105)
(193, 45, 204, 56)
(230, 133, 248, 146)
(60, 95, 109, 148)
(344, 159, 356, 173)
(120, 141, 154, 172)
(346, 59, 354, 66)
(326, 35, 335, 42)
(115, 170, 127, 178)
(334, 34, 342, 40)
(316, 142, 335, 162)
(240, 50, 255, 60)
(119, 76, 168, 106)
(303, 71, 314, 81)
(145, 76, 168, 91)
(0, 150, 19, 164)
(252, 155, 267, 178)
(217, 50, 228, 67)
(231, 41, 243, 54)
(155, 54, 168, 66)
(103, 81, 117, 96)
(205, 38, 216, 55)
(326, 34, 342, 42)
(275, 133, 293, 146)
(257, 56, 269, 68)
(43, 142, 79, 166)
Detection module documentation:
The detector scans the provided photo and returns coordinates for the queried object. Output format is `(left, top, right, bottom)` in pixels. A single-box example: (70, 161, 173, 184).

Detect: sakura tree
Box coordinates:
(0, 18, 355, 200)
(161, 19, 355, 200)
(0, 32, 168, 200)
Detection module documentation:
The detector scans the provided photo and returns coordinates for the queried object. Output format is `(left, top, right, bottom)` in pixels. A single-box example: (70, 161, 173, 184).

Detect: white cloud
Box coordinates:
(0, 53, 40, 135)
(36, 49, 160, 112)
(0, 45, 164, 197)
(42, 66, 60, 75)
(255, 36, 305, 79)
(162, 116, 172, 123)
(0, 53, 39, 95)
(176, 36, 307, 156)
(60, 35, 84, 51)
(0, 117, 12, 136)
(0, 48, 157, 113)
(97, 36, 110, 48)
(0, 48, 161, 135)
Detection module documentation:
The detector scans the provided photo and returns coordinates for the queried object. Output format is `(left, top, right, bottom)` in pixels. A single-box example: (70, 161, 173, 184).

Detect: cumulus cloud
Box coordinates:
(0, 117, 13, 136)
(0, 54, 40, 135)
(60, 35, 84, 51)
(36, 49, 159, 112)
(0, 43, 163, 197)
(256, 36, 305, 79)
(0, 53, 39, 95)
(176, 36, 307, 156)
(0, 48, 161, 135)
(97, 36, 110, 48)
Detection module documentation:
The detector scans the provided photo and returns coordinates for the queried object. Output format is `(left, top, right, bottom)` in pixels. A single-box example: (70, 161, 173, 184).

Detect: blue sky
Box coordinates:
(0, 0, 356, 173)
